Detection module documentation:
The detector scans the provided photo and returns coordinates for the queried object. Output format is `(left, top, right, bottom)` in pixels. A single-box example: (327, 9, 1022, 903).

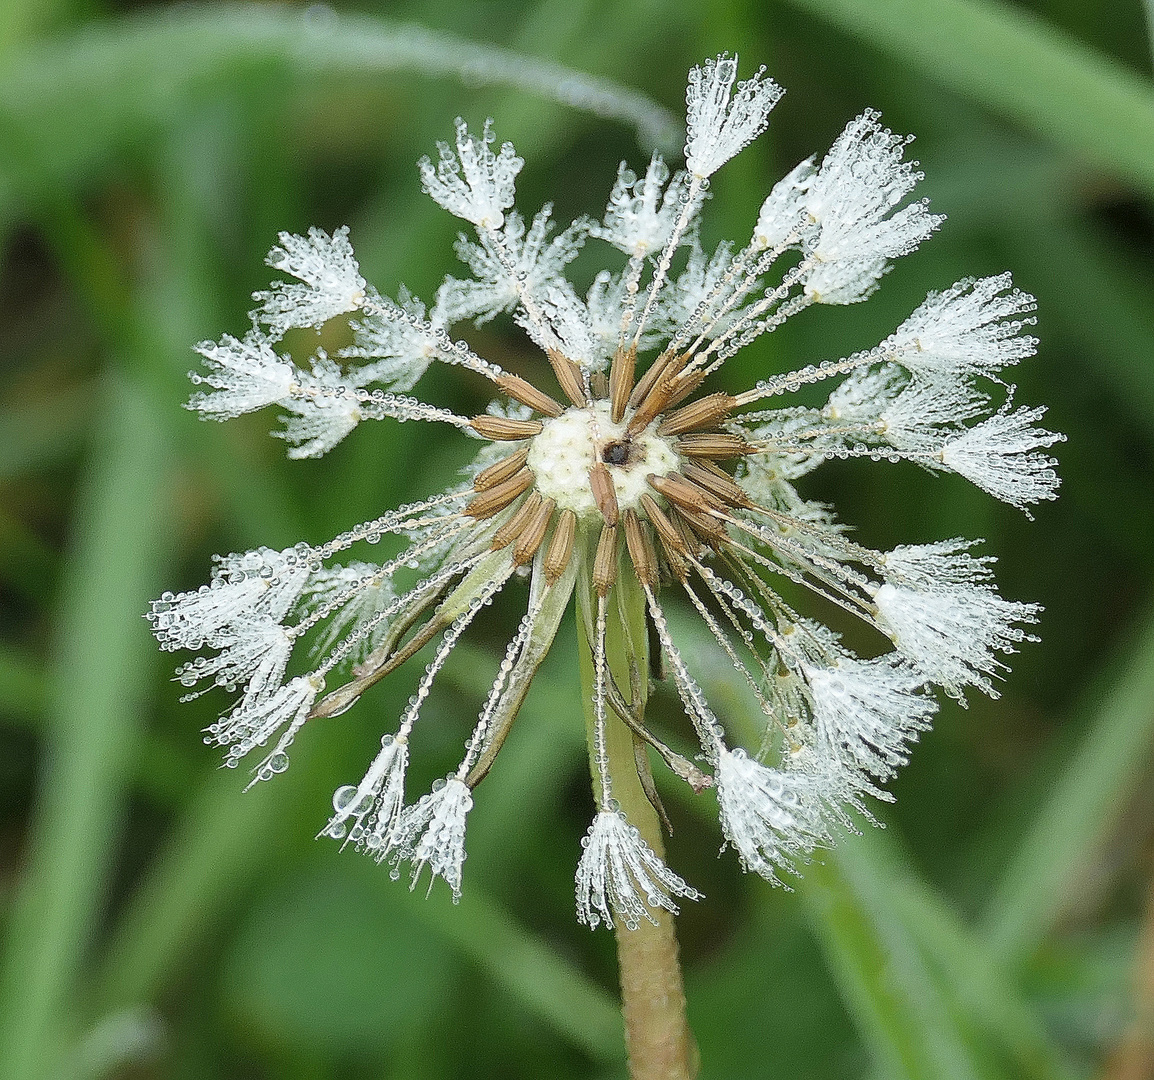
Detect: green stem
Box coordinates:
(576, 555, 698, 1080)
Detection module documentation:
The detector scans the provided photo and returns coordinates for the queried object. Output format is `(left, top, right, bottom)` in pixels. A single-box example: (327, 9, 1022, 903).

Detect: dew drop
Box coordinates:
(332, 784, 358, 812)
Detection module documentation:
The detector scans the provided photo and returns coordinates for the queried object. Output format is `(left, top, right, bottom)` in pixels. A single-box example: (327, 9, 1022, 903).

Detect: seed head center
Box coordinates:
(527, 401, 680, 517)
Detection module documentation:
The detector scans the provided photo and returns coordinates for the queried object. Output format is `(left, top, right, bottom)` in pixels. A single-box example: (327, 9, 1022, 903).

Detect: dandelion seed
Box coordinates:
(576, 809, 701, 930)
(803, 110, 944, 304)
(436, 205, 589, 329)
(940, 402, 1064, 510)
(875, 541, 1041, 699)
(753, 158, 816, 251)
(153, 54, 1058, 926)
(419, 119, 523, 230)
(804, 655, 936, 784)
(885, 273, 1039, 382)
(392, 777, 474, 901)
(715, 747, 829, 885)
(595, 154, 689, 258)
(684, 55, 782, 179)
(187, 333, 295, 420)
(254, 226, 367, 336)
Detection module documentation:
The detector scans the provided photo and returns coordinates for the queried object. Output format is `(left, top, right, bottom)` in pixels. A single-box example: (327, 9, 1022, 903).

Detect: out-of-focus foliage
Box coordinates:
(1, 1, 1153, 1077)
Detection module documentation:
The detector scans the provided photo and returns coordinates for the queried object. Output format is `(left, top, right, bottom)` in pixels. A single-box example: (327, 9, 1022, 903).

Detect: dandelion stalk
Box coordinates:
(577, 559, 698, 1080)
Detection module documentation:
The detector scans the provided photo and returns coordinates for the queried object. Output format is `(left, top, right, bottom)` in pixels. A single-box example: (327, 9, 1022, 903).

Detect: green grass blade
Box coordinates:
(0, 0, 69, 61)
(94, 664, 619, 1061)
(869, 836, 1077, 1080)
(85, 25, 626, 1046)
(0, 3, 680, 219)
(63, 1008, 164, 1080)
(94, 769, 290, 1011)
(0, 385, 91, 478)
(779, 0, 1154, 199)
(403, 886, 623, 1065)
(443, 640, 586, 871)
(984, 608, 1154, 964)
(803, 840, 984, 1080)
(921, 135, 1154, 433)
(0, 375, 174, 1080)
(0, 643, 47, 718)
(1004, 217, 1154, 425)
(1145, 0, 1154, 71)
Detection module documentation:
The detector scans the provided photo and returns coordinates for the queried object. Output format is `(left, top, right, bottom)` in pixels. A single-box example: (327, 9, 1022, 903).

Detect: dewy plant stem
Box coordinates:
(577, 558, 698, 1080)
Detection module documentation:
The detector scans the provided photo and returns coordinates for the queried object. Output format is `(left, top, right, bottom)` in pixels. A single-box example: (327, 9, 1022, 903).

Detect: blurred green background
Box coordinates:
(3, 0, 1154, 1077)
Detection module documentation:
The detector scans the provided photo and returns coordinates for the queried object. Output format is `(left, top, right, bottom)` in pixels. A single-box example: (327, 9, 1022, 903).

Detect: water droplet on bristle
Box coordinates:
(332, 784, 358, 812)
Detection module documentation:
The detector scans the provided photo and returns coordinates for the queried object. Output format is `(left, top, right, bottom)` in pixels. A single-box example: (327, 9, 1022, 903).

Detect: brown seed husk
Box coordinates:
(609, 344, 637, 423)
(466, 467, 534, 518)
(627, 349, 677, 410)
(512, 499, 555, 566)
(681, 459, 752, 507)
(494, 374, 564, 418)
(676, 432, 754, 459)
(593, 523, 619, 595)
(589, 462, 620, 526)
(470, 415, 543, 441)
(657, 393, 738, 436)
(490, 490, 543, 548)
(639, 494, 689, 580)
(623, 509, 659, 587)
(647, 472, 725, 515)
(673, 504, 729, 547)
(544, 509, 577, 583)
(662, 368, 707, 411)
(546, 348, 588, 408)
(473, 447, 530, 492)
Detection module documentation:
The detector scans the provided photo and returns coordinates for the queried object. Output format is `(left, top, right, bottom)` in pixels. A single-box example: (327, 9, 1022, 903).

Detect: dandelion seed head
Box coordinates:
(153, 55, 1059, 927)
